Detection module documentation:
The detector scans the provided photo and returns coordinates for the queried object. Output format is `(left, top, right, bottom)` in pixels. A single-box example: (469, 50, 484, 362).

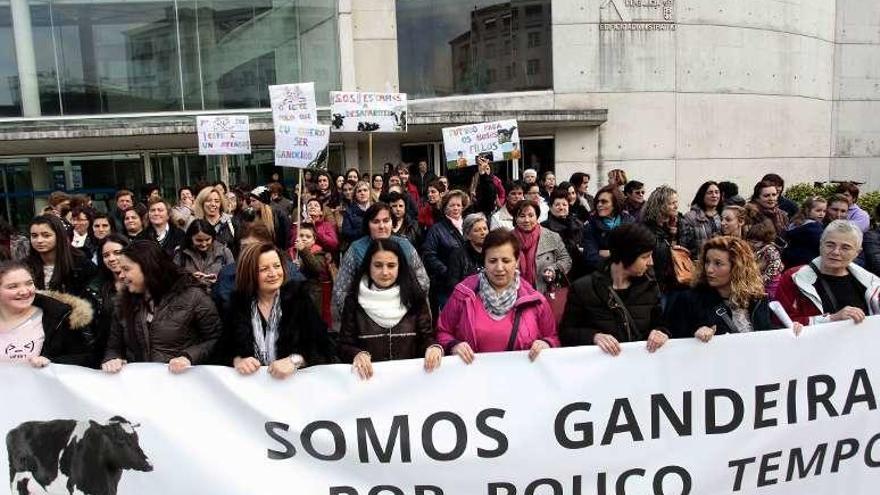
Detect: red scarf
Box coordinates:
(514, 225, 541, 287)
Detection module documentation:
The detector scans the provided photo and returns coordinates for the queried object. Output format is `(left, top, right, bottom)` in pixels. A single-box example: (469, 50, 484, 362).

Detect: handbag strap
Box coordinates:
(607, 286, 637, 342)
(506, 308, 524, 352)
(808, 262, 839, 313)
(714, 303, 741, 334)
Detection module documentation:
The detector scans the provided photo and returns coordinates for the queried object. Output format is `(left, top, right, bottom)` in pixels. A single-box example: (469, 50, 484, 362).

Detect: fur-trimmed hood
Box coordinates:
(35, 290, 95, 330)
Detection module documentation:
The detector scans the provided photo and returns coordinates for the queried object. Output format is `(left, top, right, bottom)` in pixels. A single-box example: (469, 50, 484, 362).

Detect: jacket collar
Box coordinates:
(791, 257, 880, 311)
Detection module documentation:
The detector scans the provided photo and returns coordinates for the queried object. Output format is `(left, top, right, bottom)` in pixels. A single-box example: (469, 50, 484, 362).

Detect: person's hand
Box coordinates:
(353, 352, 373, 380)
(477, 156, 491, 175)
(424, 346, 443, 372)
(29, 356, 50, 368)
(294, 238, 306, 252)
(233, 356, 261, 375)
(598, 249, 611, 258)
(830, 306, 866, 323)
(593, 333, 621, 356)
(694, 325, 716, 343)
(268, 358, 296, 380)
(646, 330, 668, 353)
(168, 356, 192, 374)
(792, 322, 805, 336)
(101, 358, 126, 374)
(528, 340, 549, 362)
(452, 342, 475, 364)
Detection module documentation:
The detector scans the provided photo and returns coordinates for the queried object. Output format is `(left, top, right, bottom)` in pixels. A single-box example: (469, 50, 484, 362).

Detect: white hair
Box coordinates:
(523, 168, 537, 177)
(820, 219, 863, 248)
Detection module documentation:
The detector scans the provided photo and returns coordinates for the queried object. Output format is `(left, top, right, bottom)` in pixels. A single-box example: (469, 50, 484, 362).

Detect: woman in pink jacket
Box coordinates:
(437, 229, 559, 363)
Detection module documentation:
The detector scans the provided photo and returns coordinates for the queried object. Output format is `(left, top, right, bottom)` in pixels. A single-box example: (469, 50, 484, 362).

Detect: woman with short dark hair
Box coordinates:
(102, 240, 222, 373)
(542, 188, 587, 279)
(561, 224, 668, 355)
(230, 242, 336, 379)
(340, 239, 438, 379)
(583, 185, 633, 274)
(145, 198, 186, 258)
(122, 205, 148, 241)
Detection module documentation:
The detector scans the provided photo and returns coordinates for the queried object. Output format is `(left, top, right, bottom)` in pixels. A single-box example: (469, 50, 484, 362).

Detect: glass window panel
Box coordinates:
(397, 0, 552, 99)
(0, 5, 21, 116)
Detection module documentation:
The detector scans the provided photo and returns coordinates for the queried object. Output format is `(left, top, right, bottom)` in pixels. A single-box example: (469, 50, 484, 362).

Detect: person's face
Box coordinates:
(565, 186, 578, 205)
(665, 193, 679, 217)
(318, 175, 330, 191)
(525, 185, 540, 202)
(704, 185, 721, 209)
(347, 170, 360, 183)
(399, 169, 410, 184)
(118, 254, 145, 293)
(544, 174, 556, 188)
(445, 196, 463, 220)
(192, 232, 213, 252)
(116, 195, 133, 211)
(841, 191, 854, 204)
(225, 193, 237, 211)
(418, 161, 428, 174)
(551, 198, 569, 218)
(101, 241, 125, 273)
(390, 200, 406, 220)
(148, 202, 169, 227)
(507, 188, 524, 207)
(180, 189, 194, 205)
(372, 176, 384, 190)
(704, 249, 732, 291)
(306, 201, 323, 219)
(720, 209, 744, 237)
(355, 185, 371, 204)
(438, 177, 448, 190)
(215, 183, 227, 196)
(297, 228, 316, 250)
(580, 177, 590, 193)
(516, 205, 538, 232)
(257, 251, 285, 294)
(148, 190, 160, 201)
(204, 192, 222, 217)
(595, 192, 614, 218)
(389, 176, 402, 188)
(0, 268, 36, 313)
(484, 243, 517, 290)
(820, 231, 860, 271)
(92, 218, 112, 240)
(524, 173, 536, 185)
(336, 176, 345, 190)
(72, 213, 90, 235)
(427, 187, 441, 205)
(828, 201, 849, 220)
(369, 249, 399, 289)
(369, 209, 393, 239)
(30, 224, 57, 254)
(249, 197, 265, 211)
(808, 202, 827, 222)
(757, 186, 778, 209)
(123, 211, 143, 233)
(468, 220, 489, 247)
(626, 187, 646, 204)
(342, 183, 354, 200)
(625, 252, 654, 278)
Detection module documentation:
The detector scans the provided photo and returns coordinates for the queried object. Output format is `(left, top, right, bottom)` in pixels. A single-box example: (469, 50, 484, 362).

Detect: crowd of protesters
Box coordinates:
(1, 160, 878, 379)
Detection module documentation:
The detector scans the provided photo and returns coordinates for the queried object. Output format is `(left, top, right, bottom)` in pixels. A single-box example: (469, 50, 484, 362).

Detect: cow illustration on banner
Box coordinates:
(6, 416, 152, 495)
(329, 92, 407, 133)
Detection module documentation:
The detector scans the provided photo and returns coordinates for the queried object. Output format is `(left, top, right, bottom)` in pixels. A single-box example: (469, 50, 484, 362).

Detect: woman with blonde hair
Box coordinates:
(719, 205, 749, 238)
(668, 236, 787, 341)
(641, 185, 682, 293)
(607, 169, 628, 190)
(193, 185, 238, 250)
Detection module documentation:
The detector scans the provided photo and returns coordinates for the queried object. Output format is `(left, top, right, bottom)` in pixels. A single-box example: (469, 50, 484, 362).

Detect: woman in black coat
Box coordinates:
(667, 236, 789, 340)
(421, 190, 468, 308)
(26, 214, 97, 299)
(561, 224, 668, 355)
(339, 238, 439, 379)
(447, 213, 489, 287)
(542, 189, 587, 280)
(230, 242, 336, 379)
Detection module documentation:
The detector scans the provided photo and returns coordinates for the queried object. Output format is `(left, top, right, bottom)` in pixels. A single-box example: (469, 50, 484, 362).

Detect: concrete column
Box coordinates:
(10, 0, 41, 117)
(30, 158, 51, 213)
(337, 0, 357, 90)
(351, 0, 398, 91)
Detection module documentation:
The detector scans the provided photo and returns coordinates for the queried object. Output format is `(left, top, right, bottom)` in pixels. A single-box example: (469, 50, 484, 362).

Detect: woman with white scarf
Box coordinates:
(339, 238, 439, 380)
(230, 242, 336, 379)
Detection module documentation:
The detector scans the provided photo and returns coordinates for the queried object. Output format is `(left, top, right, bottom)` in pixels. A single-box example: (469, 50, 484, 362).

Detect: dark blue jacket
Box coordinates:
(582, 213, 634, 273)
(341, 203, 368, 243)
(782, 221, 823, 269)
(421, 218, 466, 296)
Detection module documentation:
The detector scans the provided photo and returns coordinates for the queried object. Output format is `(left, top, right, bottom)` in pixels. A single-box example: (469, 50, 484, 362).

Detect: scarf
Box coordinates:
(756, 203, 787, 234)
(71, 231, 88, 248)
(514, 225, 541, 287)
(251, 292, 282, 365)
(358, 277, 407, 328)
(478, 270, 520, 320)
(448, 216, 463, 235)
(601, 215, 622, 230)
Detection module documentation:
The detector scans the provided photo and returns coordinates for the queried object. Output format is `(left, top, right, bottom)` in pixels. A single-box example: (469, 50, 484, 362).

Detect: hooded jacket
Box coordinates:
(32, 291, 95, 367)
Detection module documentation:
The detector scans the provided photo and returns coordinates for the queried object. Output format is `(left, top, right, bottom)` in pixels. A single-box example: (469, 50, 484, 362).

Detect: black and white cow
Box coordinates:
(6, 416, 152, 495)
(331, 113, 345, 129)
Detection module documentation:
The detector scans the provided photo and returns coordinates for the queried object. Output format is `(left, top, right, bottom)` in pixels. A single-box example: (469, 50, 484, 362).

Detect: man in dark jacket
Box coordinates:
(412, 160, 437, 199)
(560, 224, 668, 355)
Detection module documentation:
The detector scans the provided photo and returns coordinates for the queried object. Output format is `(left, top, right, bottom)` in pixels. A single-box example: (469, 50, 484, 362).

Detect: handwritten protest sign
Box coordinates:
(442, 119, 520, 168)
(329, 92, 407, 132)
(274, 122, 330, 169)
(269, 82, 317, 126)
(196, 115, 251, 155)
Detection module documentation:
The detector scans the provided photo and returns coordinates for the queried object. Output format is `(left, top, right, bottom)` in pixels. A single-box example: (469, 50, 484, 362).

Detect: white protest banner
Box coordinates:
(442, 119, 520, 169)
(274, 122, 330, 169)
(3, 320, 880, 495)
(269, 82, 317, 126)
(329, 92, 407, 132)
(196, 115, 251, 155)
